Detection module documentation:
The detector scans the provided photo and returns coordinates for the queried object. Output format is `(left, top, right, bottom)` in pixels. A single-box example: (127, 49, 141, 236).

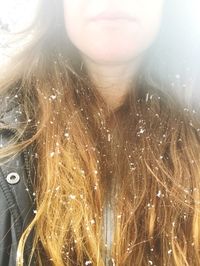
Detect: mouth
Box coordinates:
(89, 11, 137, 22)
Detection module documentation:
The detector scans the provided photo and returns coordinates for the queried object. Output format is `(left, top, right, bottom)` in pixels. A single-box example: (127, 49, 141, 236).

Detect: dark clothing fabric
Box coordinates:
(0, 97, 37, 265)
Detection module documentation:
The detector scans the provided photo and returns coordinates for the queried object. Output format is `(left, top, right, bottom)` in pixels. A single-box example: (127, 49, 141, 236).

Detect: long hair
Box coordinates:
(0, 0, 200, 265)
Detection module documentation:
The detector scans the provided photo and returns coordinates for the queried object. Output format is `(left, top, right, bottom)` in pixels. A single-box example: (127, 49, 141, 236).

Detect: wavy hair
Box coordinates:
(0, 0, 200, 265)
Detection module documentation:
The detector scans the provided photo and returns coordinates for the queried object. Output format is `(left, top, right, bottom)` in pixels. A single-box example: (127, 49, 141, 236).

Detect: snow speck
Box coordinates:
(85, 261, 92, 265)
(90, 219, 95, 224)
(156, 190, 162, 197)
(69, 194, 76, 199)
(64, 132, 69, 138)
(49, 95, 57, 100)
(167, 249, 172, 254)
(50, 152, 55, 157)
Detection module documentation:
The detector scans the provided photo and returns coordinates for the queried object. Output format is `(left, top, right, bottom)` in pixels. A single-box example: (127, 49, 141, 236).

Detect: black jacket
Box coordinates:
(0, 97, 37, 265)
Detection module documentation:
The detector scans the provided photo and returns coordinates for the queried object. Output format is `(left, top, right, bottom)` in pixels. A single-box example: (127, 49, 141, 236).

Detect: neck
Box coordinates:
(81, 55, 143, 110)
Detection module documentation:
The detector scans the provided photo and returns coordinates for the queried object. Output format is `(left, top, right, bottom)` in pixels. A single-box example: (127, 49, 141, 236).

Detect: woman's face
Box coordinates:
(63, 0, 165, 64)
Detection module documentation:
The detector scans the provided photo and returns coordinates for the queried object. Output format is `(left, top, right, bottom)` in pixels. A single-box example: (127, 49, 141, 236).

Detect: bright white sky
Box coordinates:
(0, 0, 38, 66)
(0, 0, 38, 32)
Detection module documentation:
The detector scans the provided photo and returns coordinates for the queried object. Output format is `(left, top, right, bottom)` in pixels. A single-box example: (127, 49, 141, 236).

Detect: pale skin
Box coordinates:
(63, 0, 165, 110)
(81, 55, 143, 110)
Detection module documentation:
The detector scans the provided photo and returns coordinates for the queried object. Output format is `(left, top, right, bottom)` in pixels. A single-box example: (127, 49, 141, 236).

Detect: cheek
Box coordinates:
(63, 0, 84, 41)
(139, 12, 164, 48)
(64, 16, 83, 45)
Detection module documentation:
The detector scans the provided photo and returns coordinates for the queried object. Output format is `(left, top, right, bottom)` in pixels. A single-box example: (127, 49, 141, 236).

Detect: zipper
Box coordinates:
(103, 199, 114, 266)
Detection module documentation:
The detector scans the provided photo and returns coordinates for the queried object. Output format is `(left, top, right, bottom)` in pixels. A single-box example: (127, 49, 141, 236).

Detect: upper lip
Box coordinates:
(89, 11, 137, 21)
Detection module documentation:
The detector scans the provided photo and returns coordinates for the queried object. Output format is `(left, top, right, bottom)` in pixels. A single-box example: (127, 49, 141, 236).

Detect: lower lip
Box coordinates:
(90, 18, 137, 26)
(91, 18, 135, 22)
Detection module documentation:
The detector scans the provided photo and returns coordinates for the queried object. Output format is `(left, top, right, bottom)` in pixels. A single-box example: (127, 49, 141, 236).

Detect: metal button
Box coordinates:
(6, 172, 20, 184)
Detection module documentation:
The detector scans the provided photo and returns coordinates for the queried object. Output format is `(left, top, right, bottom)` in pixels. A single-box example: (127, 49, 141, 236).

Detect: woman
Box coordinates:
(0, 0, 200, 265)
